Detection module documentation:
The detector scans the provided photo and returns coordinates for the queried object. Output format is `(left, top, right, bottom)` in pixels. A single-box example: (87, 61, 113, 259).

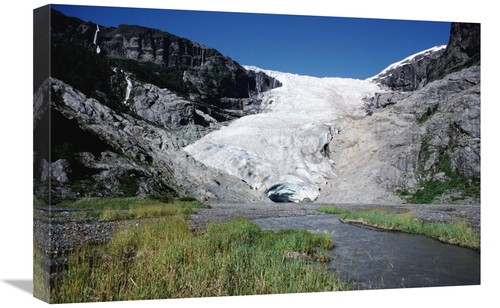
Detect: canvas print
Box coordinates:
(33, 4, 480, 304)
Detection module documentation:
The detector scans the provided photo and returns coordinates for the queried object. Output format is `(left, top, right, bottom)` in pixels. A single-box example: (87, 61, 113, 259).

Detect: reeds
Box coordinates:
(53, 196, 205, 221)
(51, 217, 348, 303)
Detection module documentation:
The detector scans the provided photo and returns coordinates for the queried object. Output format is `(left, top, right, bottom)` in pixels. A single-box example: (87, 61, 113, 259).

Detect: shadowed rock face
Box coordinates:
(49, 8, 281, 110)
(35, 9, 480, 205)
(368, 22, 480, 93)
(49, 9, 220, 68)
(34, 77, 270, 204)
(34, 8, 281, 204)
(368, 46, 446, 92)
(427, 23, 480, 83)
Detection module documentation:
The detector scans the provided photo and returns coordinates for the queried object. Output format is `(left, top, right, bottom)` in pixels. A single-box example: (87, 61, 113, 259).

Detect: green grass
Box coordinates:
(317, 206, 480, 251)
(416, 104, 439, 124)
(398, 144, 480, 204)
(54, 196, 210, 221)
(33, 196, 46, 206)
(33, 248, 50, 303)
(51, 217, 347, 303)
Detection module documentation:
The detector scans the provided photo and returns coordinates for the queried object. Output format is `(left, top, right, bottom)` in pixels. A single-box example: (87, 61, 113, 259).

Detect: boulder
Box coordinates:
(39, 159, 71, 182)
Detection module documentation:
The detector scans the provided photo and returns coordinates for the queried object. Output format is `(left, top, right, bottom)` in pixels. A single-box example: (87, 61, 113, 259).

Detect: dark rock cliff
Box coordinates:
(368, 46, 446, 92)
(426, 22, 480, 83)
(369, 22, 480, 92)
(366, 22, 480, 112)
(34, 8, 281, 204)
(49, 8, 281, 111)
(34, 8, 480, 205)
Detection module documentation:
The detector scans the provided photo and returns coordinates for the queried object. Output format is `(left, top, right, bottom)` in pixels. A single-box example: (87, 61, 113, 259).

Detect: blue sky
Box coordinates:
(0, 2, 494, 307)
(52, 4, 451, 79)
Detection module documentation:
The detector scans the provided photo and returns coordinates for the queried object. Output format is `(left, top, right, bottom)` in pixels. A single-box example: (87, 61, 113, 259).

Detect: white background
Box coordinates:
(1, 1, 495, 307)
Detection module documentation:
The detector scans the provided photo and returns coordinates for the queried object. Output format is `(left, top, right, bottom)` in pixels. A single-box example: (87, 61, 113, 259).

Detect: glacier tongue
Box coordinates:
(183, 67, 383, 202)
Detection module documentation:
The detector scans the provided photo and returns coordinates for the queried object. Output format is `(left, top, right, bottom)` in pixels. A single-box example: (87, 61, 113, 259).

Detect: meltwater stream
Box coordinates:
(252, 215, 480, 289)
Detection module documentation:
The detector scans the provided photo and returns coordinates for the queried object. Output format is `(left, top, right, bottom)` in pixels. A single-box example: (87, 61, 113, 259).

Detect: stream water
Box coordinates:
(252, 214, 480, 289)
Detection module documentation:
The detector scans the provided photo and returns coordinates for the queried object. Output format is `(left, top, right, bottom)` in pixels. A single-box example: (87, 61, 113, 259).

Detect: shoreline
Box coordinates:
(33, 202, 480, 274)
(188, 202, 481, 233)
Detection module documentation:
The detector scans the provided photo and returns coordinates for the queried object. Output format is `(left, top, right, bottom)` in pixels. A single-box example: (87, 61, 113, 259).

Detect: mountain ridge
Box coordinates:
(49, 8, 282, 121)
(33, 8, 480, 205)
(367, 22, 479, 92)
(366, 45, 446, 91)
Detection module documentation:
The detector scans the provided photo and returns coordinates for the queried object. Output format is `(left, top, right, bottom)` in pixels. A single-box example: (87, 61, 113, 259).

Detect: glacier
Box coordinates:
(183, 67, 385, 202)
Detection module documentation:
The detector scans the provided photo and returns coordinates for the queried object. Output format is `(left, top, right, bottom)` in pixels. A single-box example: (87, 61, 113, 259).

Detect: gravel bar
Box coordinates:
(187, 202, 480, 233)
(34, 202, 480, 273)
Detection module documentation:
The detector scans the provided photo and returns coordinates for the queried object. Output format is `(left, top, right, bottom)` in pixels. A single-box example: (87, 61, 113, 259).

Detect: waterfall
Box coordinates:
(124, 76, 133, 106)
(201, 49, 205, 66)
(93, 25, 101, 54)
(255, 74, 261, 94)
(93, 25, 99, 44)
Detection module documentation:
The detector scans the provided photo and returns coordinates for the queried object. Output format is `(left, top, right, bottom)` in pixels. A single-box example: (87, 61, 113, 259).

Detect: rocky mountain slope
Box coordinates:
(354, 22, 480, 204)
(367, 22, 479, 93)
(320, 66, 480, 204)
(185, 63, 480, 205)
(366, 45, 446, 92)
(48, 8, 281, 121)
(184, 22, 480, 204)
(33, 8, 480, 205)
(34, 8, 279, 204)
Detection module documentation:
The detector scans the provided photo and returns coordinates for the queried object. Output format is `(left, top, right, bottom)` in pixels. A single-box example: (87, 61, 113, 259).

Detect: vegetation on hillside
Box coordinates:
(396, 142, 480, 204)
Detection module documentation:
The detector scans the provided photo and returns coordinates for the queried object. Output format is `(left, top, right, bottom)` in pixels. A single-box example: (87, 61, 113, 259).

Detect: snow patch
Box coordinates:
(366, 45, 446, 82)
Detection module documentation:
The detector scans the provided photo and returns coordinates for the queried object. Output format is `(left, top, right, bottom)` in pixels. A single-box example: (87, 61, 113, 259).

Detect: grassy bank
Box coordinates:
(317, 206, 480, 251)
(33, 248, 50, 303)
(50, 216, 347, 303)
(46, 196, 211, 221)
